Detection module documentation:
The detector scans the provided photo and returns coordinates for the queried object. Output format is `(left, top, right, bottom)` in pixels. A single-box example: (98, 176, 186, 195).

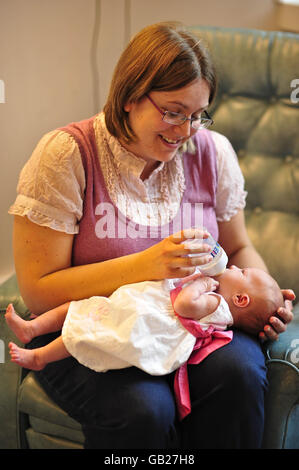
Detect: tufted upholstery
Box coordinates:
(190, 26, 299, 299)
(0, 26, 298, 449)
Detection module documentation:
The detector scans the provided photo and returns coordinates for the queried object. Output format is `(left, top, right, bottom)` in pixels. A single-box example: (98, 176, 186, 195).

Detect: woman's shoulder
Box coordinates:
(32, 128, 80, 165)
(209, 130, 236, 156)
(9, 126, 86, 233)
(35, 113, 98, 162)
(25, 126, 86, 188)
(187, 129, 235, 158)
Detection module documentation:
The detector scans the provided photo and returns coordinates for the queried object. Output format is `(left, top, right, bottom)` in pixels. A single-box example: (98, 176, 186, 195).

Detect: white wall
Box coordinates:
(0, 0, 293, 283)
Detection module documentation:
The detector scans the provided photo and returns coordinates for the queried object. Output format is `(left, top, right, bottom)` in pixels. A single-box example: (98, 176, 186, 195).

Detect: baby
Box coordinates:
(5, 265, 284, 374)
(5, 265, 285, 420)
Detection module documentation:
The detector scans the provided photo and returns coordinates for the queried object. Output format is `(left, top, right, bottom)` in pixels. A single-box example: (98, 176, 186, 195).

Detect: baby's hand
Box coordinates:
(201, 276, 219, 293)
(185, 275, 219, 294)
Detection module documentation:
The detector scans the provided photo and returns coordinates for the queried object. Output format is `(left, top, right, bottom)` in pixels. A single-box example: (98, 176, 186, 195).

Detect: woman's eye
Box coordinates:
(168, 111, 180, 117)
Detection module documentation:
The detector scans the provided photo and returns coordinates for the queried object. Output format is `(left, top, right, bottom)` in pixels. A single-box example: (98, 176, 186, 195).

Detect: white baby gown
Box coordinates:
(62, 279, 233, 376)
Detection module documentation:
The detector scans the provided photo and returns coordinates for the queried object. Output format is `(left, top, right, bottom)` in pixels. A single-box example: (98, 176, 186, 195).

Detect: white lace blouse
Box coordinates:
(9, 112, 247, 234)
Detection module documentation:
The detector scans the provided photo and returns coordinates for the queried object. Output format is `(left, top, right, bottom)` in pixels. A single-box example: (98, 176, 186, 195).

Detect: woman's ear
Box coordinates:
(232, 293, 250, 308)
(124, 101, 132, 112)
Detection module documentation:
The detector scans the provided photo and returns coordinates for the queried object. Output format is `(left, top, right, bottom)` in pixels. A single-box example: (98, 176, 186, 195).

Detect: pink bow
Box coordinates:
(170, 285, 233, 420)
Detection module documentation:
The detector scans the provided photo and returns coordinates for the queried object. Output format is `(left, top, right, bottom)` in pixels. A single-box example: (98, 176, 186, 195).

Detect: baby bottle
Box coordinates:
(184, 230, 228, 276)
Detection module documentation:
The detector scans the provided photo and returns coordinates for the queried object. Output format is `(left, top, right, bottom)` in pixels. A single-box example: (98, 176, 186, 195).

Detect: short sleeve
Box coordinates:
(8, 129, 86, 234)
(210, 131, 247, 222)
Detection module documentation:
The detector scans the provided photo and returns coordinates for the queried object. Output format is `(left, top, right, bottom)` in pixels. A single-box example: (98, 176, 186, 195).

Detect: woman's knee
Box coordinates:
(223, 331, 268, 395)
(188, 330, 268, 406)
(84, 369, 178, 448)
(183, 332, 267, 448)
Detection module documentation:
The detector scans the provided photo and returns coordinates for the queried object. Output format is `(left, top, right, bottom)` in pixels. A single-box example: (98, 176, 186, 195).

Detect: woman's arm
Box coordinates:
(218, 210, 268, 271)
(218, 209, 294, 341)
(13, 215, 146, 314)
(13, 217, 212, 315)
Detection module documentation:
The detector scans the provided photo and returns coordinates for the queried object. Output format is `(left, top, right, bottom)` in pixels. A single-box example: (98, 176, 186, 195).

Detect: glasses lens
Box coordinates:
(164, 112, 185, 125)
(192, 118, 213, 130)
(163, 111, 213, 129)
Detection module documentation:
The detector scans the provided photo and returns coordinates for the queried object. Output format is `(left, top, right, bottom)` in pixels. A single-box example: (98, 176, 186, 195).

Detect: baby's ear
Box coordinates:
(232, 293, 250, 308)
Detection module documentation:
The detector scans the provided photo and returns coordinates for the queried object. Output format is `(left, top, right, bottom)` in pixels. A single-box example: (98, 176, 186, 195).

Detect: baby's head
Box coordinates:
(216, 266, 284, 335)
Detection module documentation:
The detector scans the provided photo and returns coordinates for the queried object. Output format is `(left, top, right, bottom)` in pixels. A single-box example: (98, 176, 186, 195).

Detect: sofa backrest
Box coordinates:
(190, 26, 299, 299)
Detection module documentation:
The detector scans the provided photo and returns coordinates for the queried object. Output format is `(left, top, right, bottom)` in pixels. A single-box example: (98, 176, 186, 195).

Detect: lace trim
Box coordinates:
(216, 192, 247, 222)
(95, 114, 186, 225)
(8, 201, 79, 234)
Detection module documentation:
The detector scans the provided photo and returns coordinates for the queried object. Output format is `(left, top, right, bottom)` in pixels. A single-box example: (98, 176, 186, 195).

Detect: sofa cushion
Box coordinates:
(18, 372, 84, 444)
(25, 428, 83, 449)
(190, 26, 299, 300)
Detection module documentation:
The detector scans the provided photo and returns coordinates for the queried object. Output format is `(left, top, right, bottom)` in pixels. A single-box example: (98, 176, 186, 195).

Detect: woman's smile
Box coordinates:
(121, 78, 211, 175)
(158, 134, 183, 147)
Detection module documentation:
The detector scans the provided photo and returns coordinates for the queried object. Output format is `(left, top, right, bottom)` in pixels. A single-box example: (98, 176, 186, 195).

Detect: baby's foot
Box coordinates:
(8, 342, 45, 371)
(5, 304, 34, 344)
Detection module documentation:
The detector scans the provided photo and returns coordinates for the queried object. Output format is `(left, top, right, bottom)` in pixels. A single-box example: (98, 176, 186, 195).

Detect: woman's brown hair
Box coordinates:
(104, 22, 217, 143)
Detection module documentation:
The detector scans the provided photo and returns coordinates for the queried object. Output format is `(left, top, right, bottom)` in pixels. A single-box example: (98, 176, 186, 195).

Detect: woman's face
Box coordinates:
(122, 78, 210, 176)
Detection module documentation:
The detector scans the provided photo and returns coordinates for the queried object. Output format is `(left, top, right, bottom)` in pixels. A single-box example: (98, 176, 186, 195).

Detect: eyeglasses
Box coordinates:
(145, 94, 214, 130)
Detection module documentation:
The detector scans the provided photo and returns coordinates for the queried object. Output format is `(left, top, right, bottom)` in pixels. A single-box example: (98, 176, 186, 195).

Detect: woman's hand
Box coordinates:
(259, 289, 295, 342)
(140, 228, 213, 280)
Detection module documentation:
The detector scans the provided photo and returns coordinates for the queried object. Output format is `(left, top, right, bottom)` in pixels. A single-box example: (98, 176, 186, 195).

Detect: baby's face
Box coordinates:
(216, 266, 271, 300)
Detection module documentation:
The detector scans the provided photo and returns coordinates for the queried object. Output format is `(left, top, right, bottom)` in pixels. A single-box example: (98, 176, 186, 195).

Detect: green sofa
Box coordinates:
(0, 25, 298, 449)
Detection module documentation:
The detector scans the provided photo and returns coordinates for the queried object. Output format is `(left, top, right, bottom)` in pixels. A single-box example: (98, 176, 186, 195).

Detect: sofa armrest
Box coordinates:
(0, 275, 31, 448)
(0, 274, 30, 319)
(262, 303, 299, 449)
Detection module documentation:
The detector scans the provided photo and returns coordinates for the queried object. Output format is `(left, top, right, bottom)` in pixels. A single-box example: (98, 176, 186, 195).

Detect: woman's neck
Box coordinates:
(119, 138, 160, 181)
(140, 160, 160, 181)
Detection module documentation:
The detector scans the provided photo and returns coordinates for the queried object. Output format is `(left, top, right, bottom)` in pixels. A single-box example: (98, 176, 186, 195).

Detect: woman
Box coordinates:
(9, 22, 293, 449)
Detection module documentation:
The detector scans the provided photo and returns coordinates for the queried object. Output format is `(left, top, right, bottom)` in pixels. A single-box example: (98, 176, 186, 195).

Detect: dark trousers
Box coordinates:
(30, 329, 268, 449)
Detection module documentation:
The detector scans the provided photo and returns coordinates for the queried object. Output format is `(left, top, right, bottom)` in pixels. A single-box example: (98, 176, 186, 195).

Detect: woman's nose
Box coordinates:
(174, 119, 192, 138)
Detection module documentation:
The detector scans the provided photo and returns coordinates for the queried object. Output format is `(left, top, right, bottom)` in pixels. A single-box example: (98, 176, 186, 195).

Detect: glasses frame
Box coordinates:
(145, 94, 214, 130)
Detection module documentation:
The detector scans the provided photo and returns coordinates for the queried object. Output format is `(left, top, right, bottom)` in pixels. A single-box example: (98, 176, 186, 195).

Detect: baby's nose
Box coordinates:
(229, 265, 239, 271)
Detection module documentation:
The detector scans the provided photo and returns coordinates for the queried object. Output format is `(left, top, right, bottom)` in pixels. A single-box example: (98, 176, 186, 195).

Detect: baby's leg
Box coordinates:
(5, 304, 35, 344)
(5, 302, 70, 344)
(9, 336, 70, 371)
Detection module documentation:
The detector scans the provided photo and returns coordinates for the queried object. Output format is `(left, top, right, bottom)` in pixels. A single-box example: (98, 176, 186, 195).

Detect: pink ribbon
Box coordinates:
(170, 285, 233, 420)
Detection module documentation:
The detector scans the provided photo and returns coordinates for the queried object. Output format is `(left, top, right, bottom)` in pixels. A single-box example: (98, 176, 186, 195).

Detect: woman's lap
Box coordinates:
(28, 329, 267, 449)
(28, 332, 179, 448)
(181, 329, 268, 448)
